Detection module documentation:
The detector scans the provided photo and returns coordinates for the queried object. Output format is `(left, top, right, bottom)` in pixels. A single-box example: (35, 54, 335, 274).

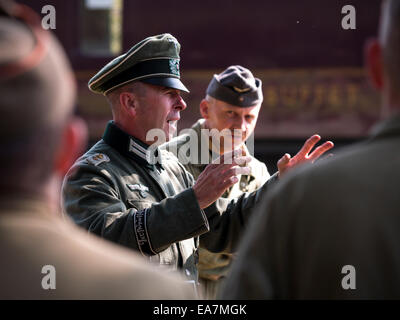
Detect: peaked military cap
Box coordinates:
(88, 33, 189, 95)
(206, 65, 263, 107)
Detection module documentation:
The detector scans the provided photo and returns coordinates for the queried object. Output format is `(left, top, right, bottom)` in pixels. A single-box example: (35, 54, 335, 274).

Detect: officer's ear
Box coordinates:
(54, 117, 88, 176)
(200, 99, 210, 119)
(365, 38, 384, 91)
(119, 91, 139, 117)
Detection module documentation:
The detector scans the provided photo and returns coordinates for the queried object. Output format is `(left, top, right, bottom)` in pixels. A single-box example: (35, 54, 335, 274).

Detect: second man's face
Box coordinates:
(203, 98, 262, 148)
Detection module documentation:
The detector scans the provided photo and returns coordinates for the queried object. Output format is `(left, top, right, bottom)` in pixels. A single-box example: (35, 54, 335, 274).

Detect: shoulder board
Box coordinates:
(86, 153, 110, 166)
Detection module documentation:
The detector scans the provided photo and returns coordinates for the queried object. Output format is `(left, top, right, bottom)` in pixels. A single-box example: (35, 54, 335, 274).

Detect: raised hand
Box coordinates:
(277, 134, 334, 177)
(193, 149, 252, 209)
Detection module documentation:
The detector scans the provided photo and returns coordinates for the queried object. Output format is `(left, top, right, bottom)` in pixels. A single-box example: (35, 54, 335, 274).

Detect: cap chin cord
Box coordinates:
(0, 3, 49, 79)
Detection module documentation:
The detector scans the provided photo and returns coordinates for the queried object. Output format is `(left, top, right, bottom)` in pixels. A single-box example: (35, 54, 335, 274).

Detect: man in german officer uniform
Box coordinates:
(163, 65, 334, 298)
(62, 34, 332, 293)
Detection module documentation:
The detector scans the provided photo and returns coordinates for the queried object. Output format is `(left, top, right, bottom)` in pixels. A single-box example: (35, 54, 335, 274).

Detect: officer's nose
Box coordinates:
(175, 94, 187, 111)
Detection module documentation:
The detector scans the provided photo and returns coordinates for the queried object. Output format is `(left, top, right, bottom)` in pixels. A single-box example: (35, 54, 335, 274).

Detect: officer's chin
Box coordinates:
(166, 132, 175, 142)
(166, 124, 177, 141)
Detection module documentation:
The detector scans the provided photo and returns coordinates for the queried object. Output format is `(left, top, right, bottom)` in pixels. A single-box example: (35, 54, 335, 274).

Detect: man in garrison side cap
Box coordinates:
(62, 34, 332, 294)
(0, 1, 195, 299)
(162, 65, 334, 299)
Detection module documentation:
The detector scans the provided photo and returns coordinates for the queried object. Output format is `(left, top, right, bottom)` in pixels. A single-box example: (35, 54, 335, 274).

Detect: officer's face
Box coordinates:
(202, 98, 261, 150)
(136, 84, 187, 143)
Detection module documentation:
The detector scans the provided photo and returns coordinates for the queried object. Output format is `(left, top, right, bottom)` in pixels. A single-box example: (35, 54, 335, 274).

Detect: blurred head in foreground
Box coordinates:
(368, 0, 400, 116)
(0, 1, 87, 205)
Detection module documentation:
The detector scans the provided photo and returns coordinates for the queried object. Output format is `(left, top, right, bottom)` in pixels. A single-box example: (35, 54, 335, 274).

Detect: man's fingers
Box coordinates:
(219, 176, 239, 191)
(297, 134, 321, 157)
(277, 153, 291, 168)
(234, 156, 252, 166)
(308, 141, 334, 162)
(220, 165, 251, 182)
(224, 166, 251, 178)
(213, 149, 242, 165)
(211, 155, 251, 172)
(233, 166, 251, 176)
(204, 154, 249, 178)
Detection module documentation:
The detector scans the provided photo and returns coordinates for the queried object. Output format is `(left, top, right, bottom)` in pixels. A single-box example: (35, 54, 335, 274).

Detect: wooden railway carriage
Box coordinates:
(23, 0, 381, 170)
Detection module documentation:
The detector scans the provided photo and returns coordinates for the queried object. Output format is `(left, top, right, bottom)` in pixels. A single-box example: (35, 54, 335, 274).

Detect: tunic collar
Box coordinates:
(102, 121, 163, 170)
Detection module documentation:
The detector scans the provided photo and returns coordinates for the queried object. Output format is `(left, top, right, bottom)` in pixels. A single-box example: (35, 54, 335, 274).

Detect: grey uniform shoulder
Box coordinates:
(159, 148, 195, 187)
(74, 140, 112, 167)
(64, 140, 128, 191)
(247, 155, 270, 186)
(160, 133, 192, 155)
(73, 139, 140, 175)
(249, 155, 269, 175)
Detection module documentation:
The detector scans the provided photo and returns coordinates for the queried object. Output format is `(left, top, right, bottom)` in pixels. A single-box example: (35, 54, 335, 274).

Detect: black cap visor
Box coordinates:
(141, 77, 189, 93)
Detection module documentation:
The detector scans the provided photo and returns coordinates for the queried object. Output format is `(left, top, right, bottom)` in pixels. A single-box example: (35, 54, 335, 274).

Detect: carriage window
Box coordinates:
(80, 0, 123, 56)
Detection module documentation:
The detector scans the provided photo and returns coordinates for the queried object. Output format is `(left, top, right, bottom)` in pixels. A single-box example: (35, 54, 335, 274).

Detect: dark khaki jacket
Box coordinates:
(221, 115, 400, 299)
